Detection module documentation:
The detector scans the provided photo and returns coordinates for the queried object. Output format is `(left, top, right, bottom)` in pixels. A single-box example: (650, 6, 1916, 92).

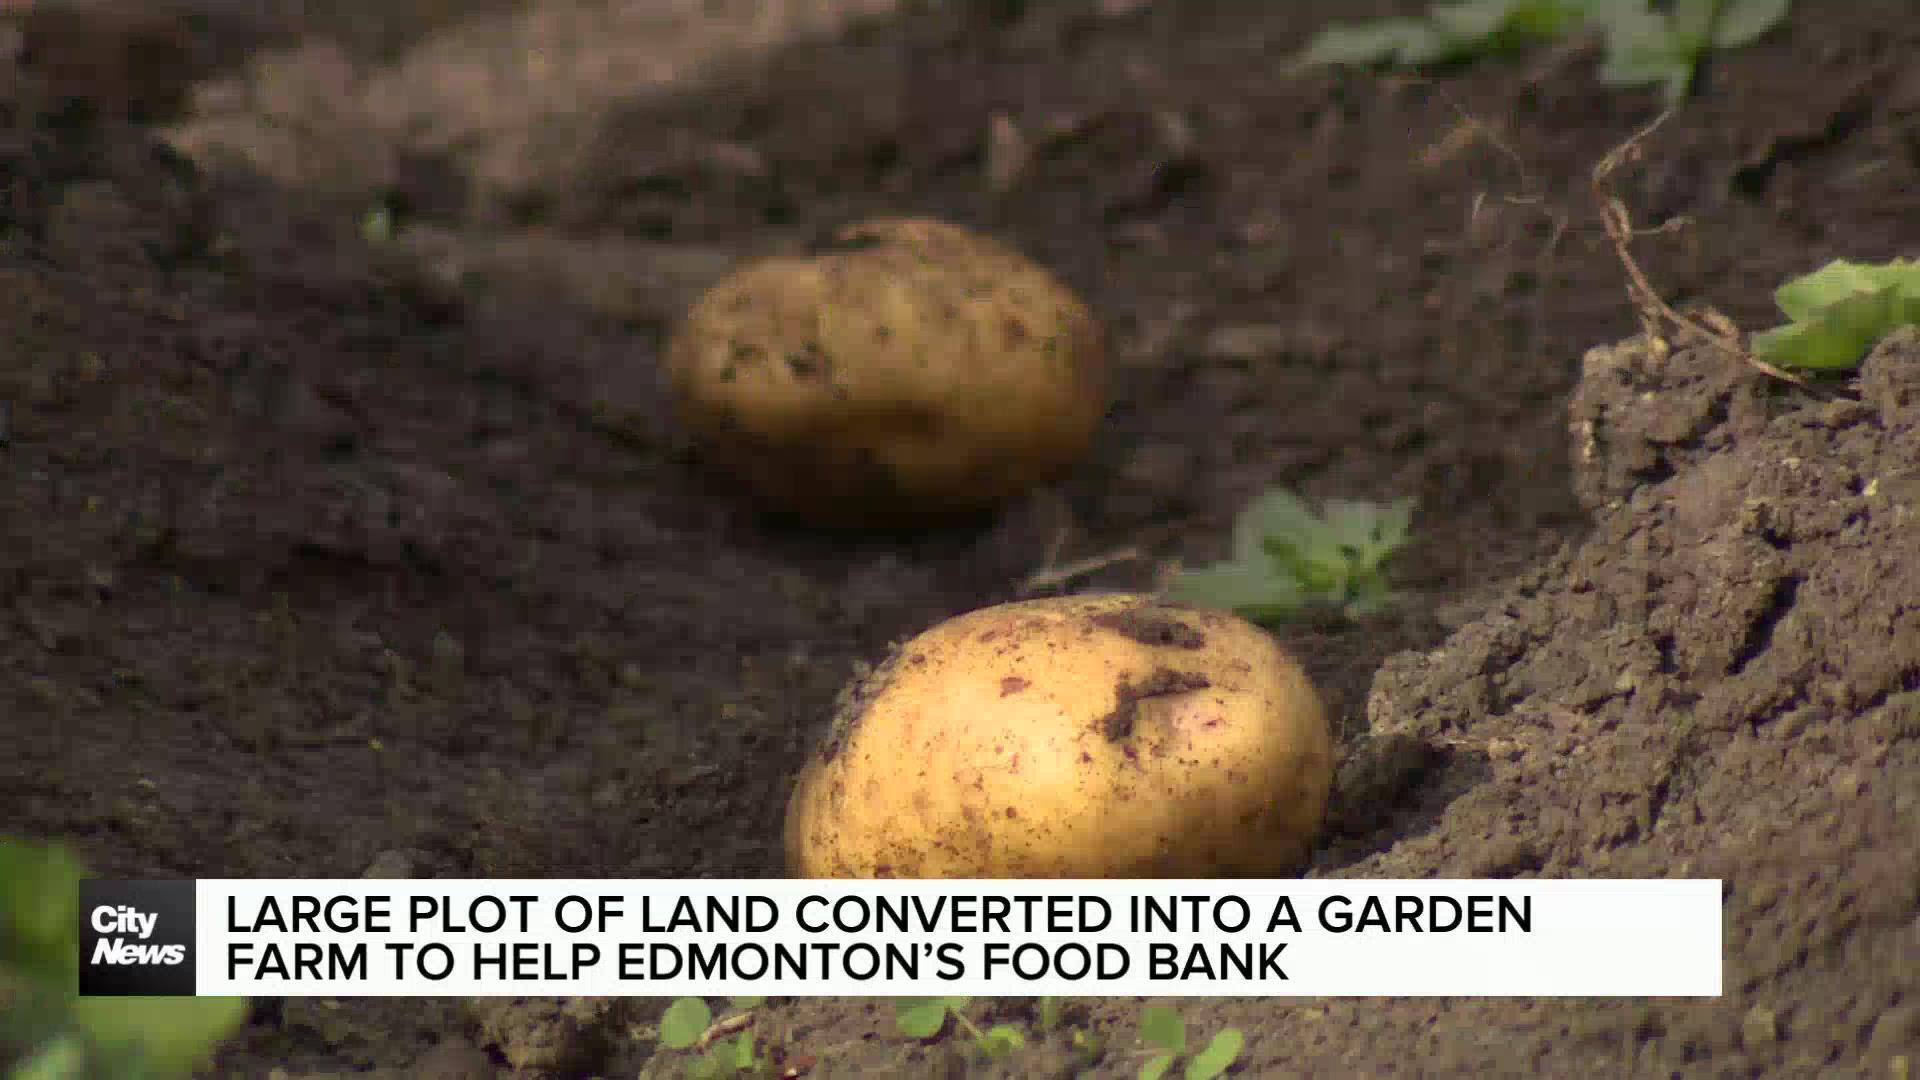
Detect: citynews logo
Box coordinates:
(90, 905, 186, 966)
(78, 880, 198, 997)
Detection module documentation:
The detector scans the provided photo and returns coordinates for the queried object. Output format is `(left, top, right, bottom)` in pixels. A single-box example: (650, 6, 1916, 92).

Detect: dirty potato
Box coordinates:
(665, 218, 1107, 524)
(784, 593, 1335, 878)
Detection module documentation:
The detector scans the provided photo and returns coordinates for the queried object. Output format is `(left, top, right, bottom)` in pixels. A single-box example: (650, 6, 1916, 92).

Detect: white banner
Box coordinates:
(190, 879, 1722, 997)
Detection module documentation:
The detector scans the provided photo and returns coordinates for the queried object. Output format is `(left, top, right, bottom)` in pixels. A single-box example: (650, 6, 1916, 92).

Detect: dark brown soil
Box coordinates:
(3, 0, 1916, 1077)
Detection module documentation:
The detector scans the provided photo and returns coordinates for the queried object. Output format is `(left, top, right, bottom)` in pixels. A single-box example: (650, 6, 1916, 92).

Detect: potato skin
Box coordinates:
(665, 218, 1106, 524)
(784, 593, 1335, 879)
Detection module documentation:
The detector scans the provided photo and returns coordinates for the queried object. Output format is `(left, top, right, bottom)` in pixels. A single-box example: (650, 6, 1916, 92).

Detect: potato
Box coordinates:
(784, 593, 1335, 879)
(664, 218, 1107, 524)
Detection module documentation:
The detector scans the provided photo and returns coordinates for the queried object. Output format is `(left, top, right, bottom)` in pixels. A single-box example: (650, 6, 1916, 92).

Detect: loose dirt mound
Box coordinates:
(1351, 331, 1920, 1075)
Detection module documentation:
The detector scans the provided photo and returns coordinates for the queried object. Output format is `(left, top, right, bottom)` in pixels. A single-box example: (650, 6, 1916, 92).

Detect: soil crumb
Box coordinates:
(1101, 668, 1212, 741)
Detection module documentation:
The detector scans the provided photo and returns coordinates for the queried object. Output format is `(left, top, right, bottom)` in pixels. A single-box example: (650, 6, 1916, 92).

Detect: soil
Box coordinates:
(3, 0, 1917, 1077)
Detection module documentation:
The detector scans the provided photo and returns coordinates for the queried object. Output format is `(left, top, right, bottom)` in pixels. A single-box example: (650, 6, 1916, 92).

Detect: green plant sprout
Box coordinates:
(0, 837, 249, 1080)
(894, 997, 1026, 1058)
(1594, 0, 1790, 103)
(1295, 0, 1792, 104)
(1135, 1005, 1243, 1080)
(1165, 488, 1414, 623)
(1292, 0, 1586, 69)
(1033, 998, 1107, 1070)
(654, 997, 768, 1079)
(1748, 257, 1920, 370)
(1068, 1025, 1107, 1071)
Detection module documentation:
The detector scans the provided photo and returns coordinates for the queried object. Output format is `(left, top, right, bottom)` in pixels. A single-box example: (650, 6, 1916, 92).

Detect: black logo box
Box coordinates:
(77, 880, 197, 997)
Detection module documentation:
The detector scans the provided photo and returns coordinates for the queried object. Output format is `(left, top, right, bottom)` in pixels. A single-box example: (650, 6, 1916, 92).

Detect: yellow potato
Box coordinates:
(664, 218, 1106, 524)
(784, 593, 1335, 879)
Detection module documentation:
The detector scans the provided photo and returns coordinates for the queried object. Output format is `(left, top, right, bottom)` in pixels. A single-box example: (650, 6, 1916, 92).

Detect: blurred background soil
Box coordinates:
(2, 0, 1916, 1075)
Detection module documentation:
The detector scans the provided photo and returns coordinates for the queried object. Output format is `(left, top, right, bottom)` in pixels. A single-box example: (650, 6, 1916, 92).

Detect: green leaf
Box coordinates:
(731, 1032, 758, 1069)
(69, 997, 251, 1077)
(1231, 489, 1317, 562)
(1592, 5, 1699, 102)
(0, 982, 74, 1051)
(1164, 561, 1306, 621)
(1668, 0, 1722, 50)
(1, 838, 249, 1078)
(1597, 54, 1693, 103)
(659, 997, 712, 1050)
(1297, 0, 1783, 89)
(1169, 489, 1413, 623)
(1294, 0, 1587, 71)
(685, 1047, 727, 1080)
(1321, 497, 1415, 571)
(10, 1035, 87, 1080)
(1139, 1051, 1176, 1080)
(359, 205, 394, 245)
(1751, 288, 1911, 369)
(1294, 19, 1447, 67)
(1659, 64, 1696, 104)
(728, 995, 766, 1011)
(1499, 0, 1587, 37)
(1186, 1028, 1246, 1080)
(894, 998, 955, 1040)
(1710, 0, 1791, 47)
(1429, 0, 1578, 49)
(1751, 258, 1920, 370)
(1137, 1006, 1185, 1053)
(1426, 0, 1523, 42)
(0, 836, 85, 986)
(1037, 996, 1064, 1031)
(977, 1024, 1026, 1056)
(1771, 258, 1920, 322)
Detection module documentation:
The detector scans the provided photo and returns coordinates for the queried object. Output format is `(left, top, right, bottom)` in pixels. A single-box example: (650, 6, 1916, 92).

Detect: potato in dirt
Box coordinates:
(665, 218, 1107, 525)
(784, 593, 1336, 879)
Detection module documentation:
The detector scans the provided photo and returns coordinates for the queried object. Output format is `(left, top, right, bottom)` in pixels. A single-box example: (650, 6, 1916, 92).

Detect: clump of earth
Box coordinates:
(1345, 329, 1920, 1075)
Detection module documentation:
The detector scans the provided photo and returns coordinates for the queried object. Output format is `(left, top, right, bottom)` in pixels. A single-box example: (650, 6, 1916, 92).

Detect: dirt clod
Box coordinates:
(1099, 668, 1211, 741)
(1091, 607, 1206, 649)
(1353, 330, 1920, 1074)
(465, 996, 631, 1075)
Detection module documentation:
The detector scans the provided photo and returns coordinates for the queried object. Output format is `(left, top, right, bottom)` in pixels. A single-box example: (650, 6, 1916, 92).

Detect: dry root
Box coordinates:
(1592, 111, 1809, 387)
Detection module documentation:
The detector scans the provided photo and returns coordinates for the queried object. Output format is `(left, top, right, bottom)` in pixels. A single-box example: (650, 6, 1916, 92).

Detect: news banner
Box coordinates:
(76, 879, 1722, 998)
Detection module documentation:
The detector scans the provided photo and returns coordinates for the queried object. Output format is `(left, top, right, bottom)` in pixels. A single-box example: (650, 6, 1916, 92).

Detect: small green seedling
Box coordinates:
(1029, 998, 1105, 1069)
(894, 997, 1027, 1058)
(1165, 488, 1414, 623)
(1295, 0, 1791, 104)
(359, 203, 396, 245)
(655, 997, 768, 1079)
(1135, 1006, 1243, 1080)
(1292, 0, 1587, 69)
(894, 996, 967, 1040)
(0, 836, 250, 1080)
(1069, 1026, 1107, 1070)
(1748, 257, 1920, 371)
(1594, 0, 1793, 104)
